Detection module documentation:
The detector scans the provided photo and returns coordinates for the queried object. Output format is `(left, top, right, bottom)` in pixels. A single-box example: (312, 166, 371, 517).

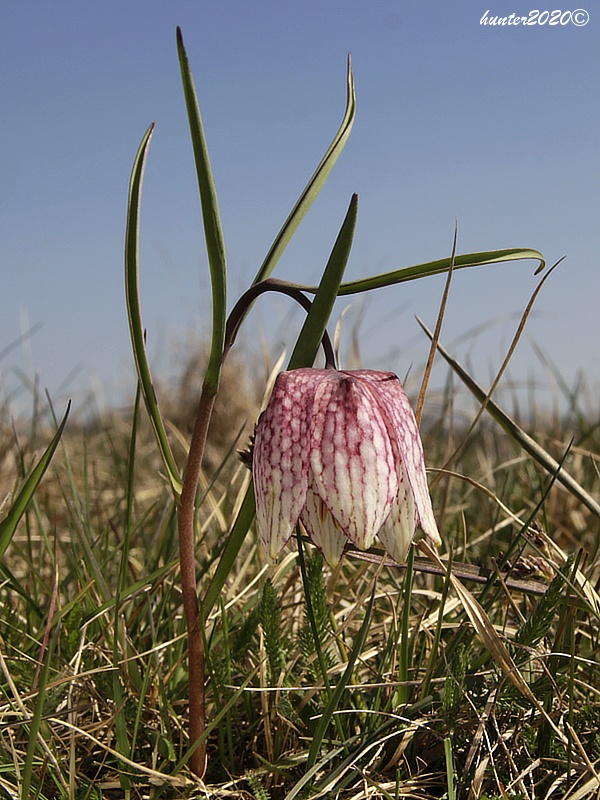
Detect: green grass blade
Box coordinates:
(284, 739, 358, 800)
(420, 554, 453, 700)
(444, 736, 456, 800)
(21, 625, 60, 800)
(0, 401, 70, 559)
(177, 27, 227, 393)
(77, 560, 177, 622)
(418, 322, 600, 518)
(170, 666, 260, 776)
(112, 382, 142, 790)
(395, 544, 415, 708)
(124, 123, 182, 496)
(203, 484, 256, 617)
(307, 579, 377, 770)
(253, 54, 356, 285)
(300, 248, 545, 295)
(288, 193, 358, 369)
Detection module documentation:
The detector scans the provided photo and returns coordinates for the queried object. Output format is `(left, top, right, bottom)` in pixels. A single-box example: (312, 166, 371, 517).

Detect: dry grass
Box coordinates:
(0, 349, 599, 800)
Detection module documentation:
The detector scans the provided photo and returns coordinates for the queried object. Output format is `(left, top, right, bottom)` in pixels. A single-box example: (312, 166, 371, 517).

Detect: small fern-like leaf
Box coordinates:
(259, 579, 286, 683)
(443, 643, 469, 718)
(246, 771, 270, 800)
(512, 556, 573, 664)
(298, 550, 335, 679)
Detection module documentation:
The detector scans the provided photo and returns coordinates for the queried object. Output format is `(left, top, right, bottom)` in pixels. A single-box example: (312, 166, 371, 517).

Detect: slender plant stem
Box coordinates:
(224, 278, 337, 368)
(178, 379, 216, 778)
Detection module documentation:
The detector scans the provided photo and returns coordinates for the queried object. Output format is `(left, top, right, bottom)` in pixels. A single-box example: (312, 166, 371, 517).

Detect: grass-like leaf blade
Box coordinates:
(203, 486, 255, 616)
(0, 401, 70, 559)
(299, 248, 546, 295)
(177, 27, 227, 393)
(289, 193, 358, 369)
(125, 123, 182, 496)
(418, 541, 536, 702)
(253, 54, 356, 285)
(20, 625, 60, 800)
(307, 579, 377, 769)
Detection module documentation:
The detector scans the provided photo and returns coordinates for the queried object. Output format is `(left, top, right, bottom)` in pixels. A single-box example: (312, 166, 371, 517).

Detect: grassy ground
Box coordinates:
(0, 354, 599, 800)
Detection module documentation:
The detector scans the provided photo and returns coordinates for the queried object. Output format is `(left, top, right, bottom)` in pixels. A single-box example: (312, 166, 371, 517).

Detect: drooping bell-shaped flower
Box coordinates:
(252, 368, 441, 566)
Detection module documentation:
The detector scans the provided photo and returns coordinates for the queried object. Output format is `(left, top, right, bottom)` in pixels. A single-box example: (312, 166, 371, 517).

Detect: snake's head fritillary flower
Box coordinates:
(252, 368, 441, 566)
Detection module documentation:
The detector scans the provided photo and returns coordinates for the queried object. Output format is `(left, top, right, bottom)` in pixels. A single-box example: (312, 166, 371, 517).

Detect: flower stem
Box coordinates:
(178, 379, 216, 778)
(224, 278, 337, 368)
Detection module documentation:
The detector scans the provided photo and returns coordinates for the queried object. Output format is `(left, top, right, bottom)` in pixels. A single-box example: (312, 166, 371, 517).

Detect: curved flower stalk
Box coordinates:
(253, 368, 441, 566)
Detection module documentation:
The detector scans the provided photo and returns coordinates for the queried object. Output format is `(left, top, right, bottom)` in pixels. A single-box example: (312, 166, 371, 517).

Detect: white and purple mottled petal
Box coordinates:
(357, 370, 441, 547)
(309, 371, 398, 551)
(377, 461, 417, 564)
(253, 370, 320, 560)
(300, 481, 346, 567)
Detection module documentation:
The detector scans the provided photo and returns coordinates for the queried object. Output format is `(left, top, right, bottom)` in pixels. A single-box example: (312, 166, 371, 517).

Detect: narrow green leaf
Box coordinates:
(395, 543, 415, 707)
(171, 665, 259, 774)
(21, 624, 60, 800)
(253, 54, 356, 284)
(444, 737, 457, 800)
(77, 559, 177, 622)
(112, 382, 142, 788)
(419, 541, 537, 702)
(124, 123, 182, 496)
(288, 193, 358, 369)
(283, 740, 355, 800)
(0, 401, 70, 559)
(307, 580, 377, 769)
(417, 322, 600, 519)
(420, 553, 453, 700)
(300, 248, 546, 295)
(203, 485, 256, 617)
(177, 28, 227, 394)
(306, 697, 433, 797)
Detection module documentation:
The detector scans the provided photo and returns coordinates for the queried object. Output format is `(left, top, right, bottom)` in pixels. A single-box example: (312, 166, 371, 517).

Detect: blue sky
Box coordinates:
(1, 1, 599, 417)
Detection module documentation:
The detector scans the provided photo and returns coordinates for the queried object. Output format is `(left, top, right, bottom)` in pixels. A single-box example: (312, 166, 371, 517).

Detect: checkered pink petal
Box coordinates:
(309, 371, 399, 551)
(355, 370, 441, 547)
(253, 370, 320, 560)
